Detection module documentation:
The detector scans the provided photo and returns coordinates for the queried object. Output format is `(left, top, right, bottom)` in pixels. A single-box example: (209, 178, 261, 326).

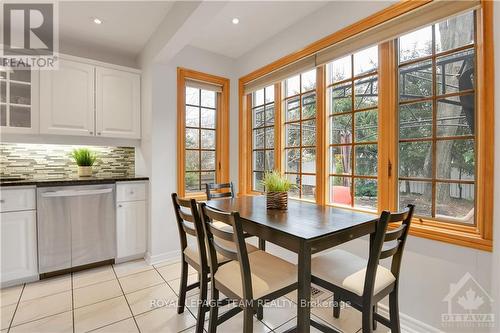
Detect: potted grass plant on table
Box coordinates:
(71, 148, 97, 177)
(261, 170, 294, 210)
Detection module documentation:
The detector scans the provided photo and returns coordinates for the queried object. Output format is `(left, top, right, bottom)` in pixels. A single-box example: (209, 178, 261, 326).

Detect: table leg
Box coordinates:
(258, 237, 266, 251)
(297, 242, 311, 333)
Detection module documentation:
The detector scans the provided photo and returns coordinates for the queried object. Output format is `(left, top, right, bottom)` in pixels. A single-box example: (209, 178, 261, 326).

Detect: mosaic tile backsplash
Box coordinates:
(0, 143, 135, 179)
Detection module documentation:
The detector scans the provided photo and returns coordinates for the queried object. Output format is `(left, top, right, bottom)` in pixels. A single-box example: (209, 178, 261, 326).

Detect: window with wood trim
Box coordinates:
(283, 69, 317, 200)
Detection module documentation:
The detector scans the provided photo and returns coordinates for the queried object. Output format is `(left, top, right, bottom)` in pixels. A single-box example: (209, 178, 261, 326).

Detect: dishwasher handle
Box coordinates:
(41, 188, 113, 198)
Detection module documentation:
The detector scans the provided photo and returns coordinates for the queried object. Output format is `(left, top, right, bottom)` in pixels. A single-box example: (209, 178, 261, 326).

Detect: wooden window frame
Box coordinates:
(238, 1, 494, 251)
(177, 67, 230, 199)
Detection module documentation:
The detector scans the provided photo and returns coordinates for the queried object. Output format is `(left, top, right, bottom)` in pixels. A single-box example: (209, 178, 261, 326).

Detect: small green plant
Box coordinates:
(261, 170, 294, 192)
(70, 148, 97, 167)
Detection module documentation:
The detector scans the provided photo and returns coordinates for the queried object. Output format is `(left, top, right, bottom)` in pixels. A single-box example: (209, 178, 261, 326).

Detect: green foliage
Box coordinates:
(261, 170, 294, 193)
(71, 148, 97, 167)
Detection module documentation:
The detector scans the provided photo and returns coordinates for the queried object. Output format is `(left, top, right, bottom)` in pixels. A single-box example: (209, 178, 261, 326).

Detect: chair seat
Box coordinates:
(184, 239, 258, 266)
(311, 249, 395, 297)
(214, 250, 297, 299)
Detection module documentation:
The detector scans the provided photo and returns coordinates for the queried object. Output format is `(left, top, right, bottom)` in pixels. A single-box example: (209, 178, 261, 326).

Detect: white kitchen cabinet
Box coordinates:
(116, 182, 147, 262)
(40, 59, 95, 136)
(96, 68, 140, 139)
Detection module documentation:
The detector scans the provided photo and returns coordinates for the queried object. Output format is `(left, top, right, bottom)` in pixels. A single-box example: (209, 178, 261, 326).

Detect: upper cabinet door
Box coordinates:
(95, 67, 140, 139)
(40, 59, 95, 136)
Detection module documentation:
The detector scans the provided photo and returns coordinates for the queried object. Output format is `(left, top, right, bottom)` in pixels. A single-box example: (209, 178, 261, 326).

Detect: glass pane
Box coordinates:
(330, 83, 352, 114)
(285, 97, 300, 121)
(354, 178, 377, 210)
(185, 172, 200, 192)
(201, 129, 215, 149)
(330, 146, 351, 175)
(9, 83, 31, 105)
(285, 123, 300, 147)
(201, 171, 216, 188)
(287, 174, 300, 198)
(399, 141, 432, 178)
(436, 50, 475, 95)
(10, 70, 30, 82)
(253, 151, 265, 171)
(301, 148, 316, 174)
(436, 183, 475, 224)
(186, 87, 199, 105)
(398, 180, 432, 216)
(354, 45, 378, 76)
(201, 108, 216, 129)
(399, 61, 432, 101)
(265, 104, 275, 125)
(355, 109, 378, 142)
(330, 114, 352, 144)
(185, 151, 199, 171)
(302, 119, 316, 146)
(9, 106, 31, 127)
(253, 106, 265, 128)
(265, 128, 274, 149)
(399, 101, 433, 139)
(185, 129, 199, 148)
(185, 106, 199, 127)
(253, 172, 264, 192)
(330, 176, 352, 206)
(355, 145, 377, 176)
(253, 128, 265, 149)
(435, 11, 475, 53)
(328, 55, 351, 84)
(302, 92, 316, 119)
(301, 69, 316, 92)
(0, 71, 6, 79)
(285, 149, 300, 172)
(302, 175, 316, 200)
(399, 25, 433, 62)
(437, 95, 474, 137)
(354, 76, 377, 110)
(265, 85, 274, 103)
(254, 89, 264, 106)
(286, 75, 300, 97)
(265, 150, 275, 171)
(201, 151, 215, 170)
(1, 104, 6, 126)
(436, 139, 475, 180)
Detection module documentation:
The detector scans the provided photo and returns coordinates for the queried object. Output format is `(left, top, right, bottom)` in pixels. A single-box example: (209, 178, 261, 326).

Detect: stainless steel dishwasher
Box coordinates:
(37, 184, 116, 275)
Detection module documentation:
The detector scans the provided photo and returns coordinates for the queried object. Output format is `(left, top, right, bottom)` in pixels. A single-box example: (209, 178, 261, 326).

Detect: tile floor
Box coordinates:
(0, 259, 390, 333)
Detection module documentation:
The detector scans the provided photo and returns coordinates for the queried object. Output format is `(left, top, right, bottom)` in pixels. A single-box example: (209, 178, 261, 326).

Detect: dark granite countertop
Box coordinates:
(0, 175, 149, 187)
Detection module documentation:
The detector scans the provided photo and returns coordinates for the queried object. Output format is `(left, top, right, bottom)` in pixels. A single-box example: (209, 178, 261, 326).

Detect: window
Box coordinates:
(327, 46, 379, 211)
(177, 68, 230, 198)
(397, 11, 476, 224)
(251, 85, 275, 191)
(283, 69, 317, 200)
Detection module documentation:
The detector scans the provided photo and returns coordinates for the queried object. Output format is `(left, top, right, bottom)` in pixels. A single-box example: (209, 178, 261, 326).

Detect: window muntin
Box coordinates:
(252, 85, 275, 192)
(283, 69, 317, 200)
(184, 86, 217, 193)
(397, 11, 476, 224)
(327, 45, 379, 211)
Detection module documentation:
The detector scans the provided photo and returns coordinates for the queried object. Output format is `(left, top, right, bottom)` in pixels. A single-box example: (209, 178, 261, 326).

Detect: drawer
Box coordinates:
(0, 187, 36, 212)
(116, 182, 147, 202)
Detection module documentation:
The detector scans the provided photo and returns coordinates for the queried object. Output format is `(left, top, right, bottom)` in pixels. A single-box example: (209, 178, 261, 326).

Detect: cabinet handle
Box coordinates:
(90, 131, 93, 135)
(118, 204, 122, 208)
(97, 132, 101, 135)
(0, 199, 5, 203)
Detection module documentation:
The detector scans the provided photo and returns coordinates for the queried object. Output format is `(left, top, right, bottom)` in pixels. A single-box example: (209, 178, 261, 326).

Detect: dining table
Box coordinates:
(205, 195, 379, 333)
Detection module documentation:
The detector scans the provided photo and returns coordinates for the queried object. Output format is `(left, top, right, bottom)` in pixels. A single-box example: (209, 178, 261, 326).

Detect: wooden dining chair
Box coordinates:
(199, 202, 298, 333)
(205, 182, 234, 200)
(311, 204, 415, 333)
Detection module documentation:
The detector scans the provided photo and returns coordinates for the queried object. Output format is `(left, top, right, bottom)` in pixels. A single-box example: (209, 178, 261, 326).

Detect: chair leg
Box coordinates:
(177, 260, 189, 314)
(372, 304, 378, 330)
(333, 294, 341, 318)
(196, 273, 209, 333)
(208, 287, 220, 333)
(256, 299, 264, 320)
(389, 291, 401, 333)
(362, 305, 374, 333)
(243, 305, 254, 333)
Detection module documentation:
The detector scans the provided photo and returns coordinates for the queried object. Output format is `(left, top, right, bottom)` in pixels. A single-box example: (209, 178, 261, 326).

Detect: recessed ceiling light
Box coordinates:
(232, 18, 239, 25)
(93, 18, 103, 25)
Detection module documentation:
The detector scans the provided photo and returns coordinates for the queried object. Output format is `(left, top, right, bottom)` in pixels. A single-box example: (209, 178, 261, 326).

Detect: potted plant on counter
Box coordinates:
(261, 170, 294, 210)
(71, 148, 97, 177)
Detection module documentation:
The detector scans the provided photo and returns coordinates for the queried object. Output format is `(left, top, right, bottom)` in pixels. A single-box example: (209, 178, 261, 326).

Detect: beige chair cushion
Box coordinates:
(184, 238, 258, 267)
(214, 250, 297, 299)
(311, 249, 395, 297)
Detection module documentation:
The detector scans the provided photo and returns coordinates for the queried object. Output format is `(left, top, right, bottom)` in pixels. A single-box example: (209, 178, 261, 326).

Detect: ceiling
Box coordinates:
(189, 1, 328, 59)
(59, 1, 173, 59)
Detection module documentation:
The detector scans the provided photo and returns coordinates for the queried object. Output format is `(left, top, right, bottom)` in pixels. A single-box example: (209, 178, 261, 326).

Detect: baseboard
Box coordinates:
(1, 274, 39, 288)
(145, 250, 180, 266)
(377, 304, 443, 333)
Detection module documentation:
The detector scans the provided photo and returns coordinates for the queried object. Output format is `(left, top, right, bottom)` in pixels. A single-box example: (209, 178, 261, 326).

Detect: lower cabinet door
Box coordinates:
(116, 201, 146, 259)
(0, 210, 38, 283)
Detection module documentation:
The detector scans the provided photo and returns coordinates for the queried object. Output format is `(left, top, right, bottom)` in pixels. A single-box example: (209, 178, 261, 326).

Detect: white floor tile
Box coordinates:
(12, 291, 72, 326)
(91, 318, 139, 333)
(73, 266, 116, 289)
(125, 283, 177, 316)
(168, 273, 199, 297)
(21, 275, 71, 301)
(0, 285, 23, 306)
(74, 296, 132, 333)
(113, 260, 153, 278)
(73, 279, 123, 308)
(203, 311, 272, 333)
(157, 262, 197, 282)
(9, 311, 72, 333)
(119, 270, 164, 294)
(259, 297, 298, 330)
(1, 303, 16, 330)
(135, 305, 197, 333)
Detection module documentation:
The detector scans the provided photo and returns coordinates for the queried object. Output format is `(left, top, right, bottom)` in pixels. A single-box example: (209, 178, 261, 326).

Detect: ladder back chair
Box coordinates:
(205, 182, 234, 200)
(311, 204, 415, 333)
(199, 202, 298, 333)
